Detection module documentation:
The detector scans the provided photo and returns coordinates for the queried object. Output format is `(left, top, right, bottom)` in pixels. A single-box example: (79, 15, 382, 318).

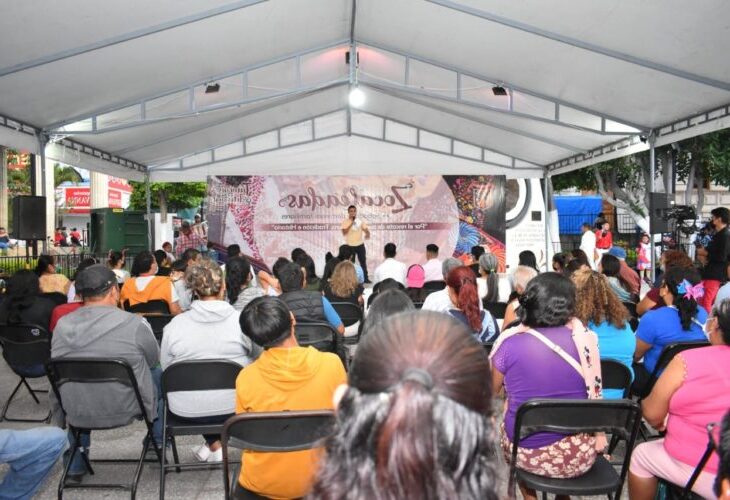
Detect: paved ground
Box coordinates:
(0, 358, 630, 499)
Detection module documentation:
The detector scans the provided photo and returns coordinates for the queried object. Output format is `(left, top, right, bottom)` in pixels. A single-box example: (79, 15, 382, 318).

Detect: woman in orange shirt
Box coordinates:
(120, 251, 181, 315)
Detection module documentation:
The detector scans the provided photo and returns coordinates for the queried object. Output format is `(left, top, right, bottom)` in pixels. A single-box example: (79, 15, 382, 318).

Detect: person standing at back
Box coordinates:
(340, 205, 370, 283)
(579, 222, 598, 269)
(697, 207, 730, 312)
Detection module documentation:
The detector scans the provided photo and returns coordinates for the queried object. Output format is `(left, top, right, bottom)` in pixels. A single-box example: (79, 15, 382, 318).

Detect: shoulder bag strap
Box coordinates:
(524, 329, 584, 377)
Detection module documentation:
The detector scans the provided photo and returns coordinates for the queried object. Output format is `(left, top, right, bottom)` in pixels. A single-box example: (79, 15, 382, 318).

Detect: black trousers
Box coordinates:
(349, 243, 368, 281)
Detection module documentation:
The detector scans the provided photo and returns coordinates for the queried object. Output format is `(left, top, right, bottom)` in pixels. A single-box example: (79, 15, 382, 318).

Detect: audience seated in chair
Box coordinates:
(490, 272, 604, 500)
(322, 260, 364, 306)
(714, 410, 730, 498)
(50, 258, 99, 332)
(161, 258, 260, 463)
(421, 257, 464, 313)
(446, 266, 498, 344)
(236, 296, 346, 498)
(225, 255, 264, 312)
(51, 264, 164, 481)
(632, 267, 708, 397)
(636, 250, 694, 316)
(422, 243, 443, 283)
(372, 242, 407, 287)
(36, 254, 71, 296)
(404, 264, 429, 303)
(361, 289, 414, 337)
(278, 262, 344, 335)
(478, 252, 511, 304)
(599, 253, 635, 303)
(572, 268, 636, 399)
(501, 265, 538, 327)
(628, 298, 730, 499)
(310, 311, 499, 499)
(120, 251, 182, 315)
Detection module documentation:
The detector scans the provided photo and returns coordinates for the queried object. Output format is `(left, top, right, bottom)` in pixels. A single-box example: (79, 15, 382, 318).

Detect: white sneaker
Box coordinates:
(206, 447, 223, 463)
(192, 444, 211, 462)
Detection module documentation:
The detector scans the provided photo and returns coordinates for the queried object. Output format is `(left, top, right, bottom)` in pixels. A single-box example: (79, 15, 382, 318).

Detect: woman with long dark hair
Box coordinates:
(599, 253, 634, 302)
(518, 250, 539, 273)
(108, 250, 130, 283)
(446, 266, 498, 344)
(296, 253, 321, 292)
(632, 266, 708, 396)
(361, 289, 414, 335)
(310, 311, 499, 500)
(225, 256, 264, 311)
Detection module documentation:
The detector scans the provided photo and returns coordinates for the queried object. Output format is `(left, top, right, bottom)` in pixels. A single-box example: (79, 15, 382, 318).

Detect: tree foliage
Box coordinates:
(53, 163, 83, 187)
(128, 181, 207, 217)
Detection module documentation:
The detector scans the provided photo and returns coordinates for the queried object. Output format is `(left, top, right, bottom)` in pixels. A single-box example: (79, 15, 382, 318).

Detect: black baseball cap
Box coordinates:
(75, 264, 117, 295)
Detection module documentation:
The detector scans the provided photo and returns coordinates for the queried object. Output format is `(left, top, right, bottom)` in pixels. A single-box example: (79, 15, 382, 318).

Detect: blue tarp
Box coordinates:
(554, 195, 603, 234)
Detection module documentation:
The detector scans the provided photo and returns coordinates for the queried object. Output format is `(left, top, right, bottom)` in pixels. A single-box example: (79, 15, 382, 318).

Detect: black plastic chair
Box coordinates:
(509, 399, 641, 500)
(46, 358, 162, 499)
(329, 302, 363, 346)
(661, 423, 717, 499)
(144, 314, 175, 344)
(294, 322, 338, 353)
(483, 301, 508, 320)
(637, 341, 709, 400)
(601, 359, 633, 399)
(0, 323, 51, 422)
(160, 360, 243, 500)
(124, 299, 170, 315)
(42, 292, 68, 306)
(423, 280, 446, 291)
(221, 410, 335, 500)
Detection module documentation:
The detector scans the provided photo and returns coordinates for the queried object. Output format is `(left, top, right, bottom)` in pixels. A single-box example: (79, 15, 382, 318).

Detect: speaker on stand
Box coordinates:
(11, 195, 47, 262)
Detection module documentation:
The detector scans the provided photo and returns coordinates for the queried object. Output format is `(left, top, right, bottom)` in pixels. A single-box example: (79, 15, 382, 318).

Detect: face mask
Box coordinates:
(704, 317, 714, 340)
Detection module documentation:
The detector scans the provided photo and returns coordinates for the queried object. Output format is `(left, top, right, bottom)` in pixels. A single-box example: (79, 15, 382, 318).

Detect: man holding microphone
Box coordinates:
(341, 205, 371, 283)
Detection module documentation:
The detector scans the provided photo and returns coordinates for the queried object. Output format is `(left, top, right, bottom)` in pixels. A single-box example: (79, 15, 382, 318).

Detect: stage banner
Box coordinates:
(206, 175, 505, 273)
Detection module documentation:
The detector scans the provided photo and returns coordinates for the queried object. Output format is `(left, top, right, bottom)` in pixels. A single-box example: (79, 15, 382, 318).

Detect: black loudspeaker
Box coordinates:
(649, 192, 674, 234)
(11, 196, 47, 240)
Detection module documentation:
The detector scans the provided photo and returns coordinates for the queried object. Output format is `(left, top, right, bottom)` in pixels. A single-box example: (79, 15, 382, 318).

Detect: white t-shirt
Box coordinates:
(580, 230, 597, 269)
(135, 275, 180, 303)
(422, 258, 443, 283)
(422, 288, 484, 313)
(373, 258, 408, 286)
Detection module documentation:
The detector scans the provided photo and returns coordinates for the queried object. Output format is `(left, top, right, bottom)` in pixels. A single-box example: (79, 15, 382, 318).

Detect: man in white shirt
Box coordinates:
(579, 222, 597, 270)
(372, 243, 407, 286)
(422, 244, 443, 283)
(422, 258, 466, 313)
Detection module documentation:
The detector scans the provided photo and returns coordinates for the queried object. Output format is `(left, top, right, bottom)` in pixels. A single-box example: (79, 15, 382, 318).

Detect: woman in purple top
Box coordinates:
(491, 273, 598, 500)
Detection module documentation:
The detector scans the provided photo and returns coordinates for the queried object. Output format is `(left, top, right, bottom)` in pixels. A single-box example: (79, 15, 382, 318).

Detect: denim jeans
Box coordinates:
(0, 427, 68, 500)
(67, 366, 165, 474)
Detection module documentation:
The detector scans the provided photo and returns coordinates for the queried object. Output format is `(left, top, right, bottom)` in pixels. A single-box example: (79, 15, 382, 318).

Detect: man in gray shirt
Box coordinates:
(52, 265, 162, 480)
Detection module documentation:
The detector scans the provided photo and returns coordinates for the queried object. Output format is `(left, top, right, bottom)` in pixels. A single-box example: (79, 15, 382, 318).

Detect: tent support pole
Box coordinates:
(649, 133, 656, 284)
(37, 133, 48, 254)
(145, 171, 152, 251)
(540, 173, 552, 272)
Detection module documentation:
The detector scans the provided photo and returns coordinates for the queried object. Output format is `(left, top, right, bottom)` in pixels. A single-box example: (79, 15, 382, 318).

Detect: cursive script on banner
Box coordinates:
(279, 184, 413, 214)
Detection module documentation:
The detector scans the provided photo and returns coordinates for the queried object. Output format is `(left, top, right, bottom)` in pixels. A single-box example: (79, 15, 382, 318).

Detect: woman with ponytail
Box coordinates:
(446, 266, 498, 344)
(632, 266, 708, 396)
(310, 311, 499, 500)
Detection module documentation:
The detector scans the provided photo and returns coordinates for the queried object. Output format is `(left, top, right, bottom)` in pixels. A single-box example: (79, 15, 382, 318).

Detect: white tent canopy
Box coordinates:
(1, 0, 729, 181)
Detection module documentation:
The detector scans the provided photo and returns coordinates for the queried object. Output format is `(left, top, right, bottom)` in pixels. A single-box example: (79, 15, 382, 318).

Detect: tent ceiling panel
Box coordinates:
(356, 89, 574, 164)
(0, 0, 348, 126)
(100, 86, 350, 166)
(357, 0, 730, 127)
(148, 135, 544, 182)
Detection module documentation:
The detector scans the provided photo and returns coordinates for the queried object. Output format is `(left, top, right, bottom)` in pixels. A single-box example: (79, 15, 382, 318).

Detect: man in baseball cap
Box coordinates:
(51, 264, 162, 480)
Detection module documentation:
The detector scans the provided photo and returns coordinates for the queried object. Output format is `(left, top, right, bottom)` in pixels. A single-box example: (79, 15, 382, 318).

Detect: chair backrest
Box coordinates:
(124, 299, 170, 315)
(46, 357, 149, 428)
(162, 359, 242, 398)
(423, 280, 446, 291)
(42, 292, 68, 306)
(483, 301, 508, 319)
(143, 314, 174, 342)
(511, 399, 641, 497)
(622, 301, 638, 318)
(647, 341, 710, 390)
(294, 322, 337, 353)
(329, 302, 362, 327)
(221, 410, 335, 499)
(600, 359, 633, 398)
(0, 323, 51, 369)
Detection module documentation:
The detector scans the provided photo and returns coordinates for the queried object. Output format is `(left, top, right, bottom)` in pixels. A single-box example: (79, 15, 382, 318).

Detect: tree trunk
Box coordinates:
(593, 167, 650, 234)
(695, 160, 705, 216)
(684, 158, 696, 206)
(158, 191, 168, 220)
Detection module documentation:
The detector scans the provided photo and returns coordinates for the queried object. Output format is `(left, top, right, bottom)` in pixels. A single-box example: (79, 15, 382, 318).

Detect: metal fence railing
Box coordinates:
(0, 251, 138, 279)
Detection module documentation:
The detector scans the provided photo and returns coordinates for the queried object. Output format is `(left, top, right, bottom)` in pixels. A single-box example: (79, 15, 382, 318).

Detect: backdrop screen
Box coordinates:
(206, 175, 506, 273)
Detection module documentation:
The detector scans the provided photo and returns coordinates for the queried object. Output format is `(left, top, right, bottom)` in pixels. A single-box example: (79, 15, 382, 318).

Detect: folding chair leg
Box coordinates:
(131, 435, 151, 500)
(1, 377, 51, 423)
(160, 413, 168, 500)
(171, 437, 181, 473)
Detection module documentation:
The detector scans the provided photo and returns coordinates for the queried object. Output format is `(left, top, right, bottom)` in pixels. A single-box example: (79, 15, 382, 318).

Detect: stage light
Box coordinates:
(349, 86, 366, 107)
(492, 85, 508, 96)
(205, 83, 220, 94)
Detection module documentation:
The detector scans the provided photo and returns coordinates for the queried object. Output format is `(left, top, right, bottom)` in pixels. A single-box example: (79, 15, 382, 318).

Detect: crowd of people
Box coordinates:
(0, 205, 729, 499)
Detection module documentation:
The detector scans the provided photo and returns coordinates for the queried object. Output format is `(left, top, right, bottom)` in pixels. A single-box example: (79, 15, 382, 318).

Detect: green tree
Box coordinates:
(53, 163, 83, 187)
(128, 181, 207, 218)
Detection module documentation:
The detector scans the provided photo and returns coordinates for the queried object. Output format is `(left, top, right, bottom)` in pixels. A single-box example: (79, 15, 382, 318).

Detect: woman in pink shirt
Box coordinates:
(629, 298, 730, 499)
